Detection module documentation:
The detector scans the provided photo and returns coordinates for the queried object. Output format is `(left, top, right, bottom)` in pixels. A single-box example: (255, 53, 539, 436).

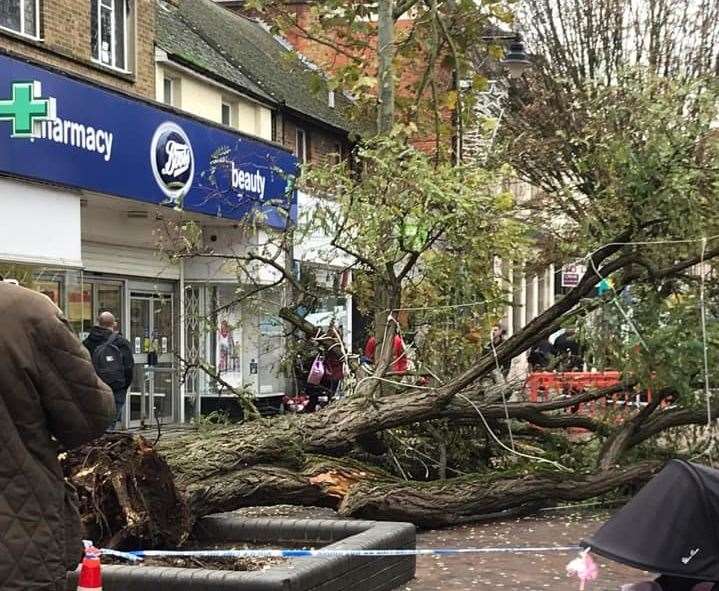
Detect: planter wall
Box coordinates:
(66, 515, 416, 591)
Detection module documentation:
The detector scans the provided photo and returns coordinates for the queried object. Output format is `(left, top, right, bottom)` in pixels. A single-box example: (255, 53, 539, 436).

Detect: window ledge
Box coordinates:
(90, 58, 133, 79)
(0, 26, 43, 45)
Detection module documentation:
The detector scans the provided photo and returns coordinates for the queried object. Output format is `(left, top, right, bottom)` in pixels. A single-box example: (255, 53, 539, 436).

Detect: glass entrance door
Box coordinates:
(128, 291, 175, 428)
(67, 278, 124, 340)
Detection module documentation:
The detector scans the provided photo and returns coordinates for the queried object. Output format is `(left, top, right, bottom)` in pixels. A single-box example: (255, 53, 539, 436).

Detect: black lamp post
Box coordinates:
(501, 36, 532, 79)
(451, 33, 532, 164)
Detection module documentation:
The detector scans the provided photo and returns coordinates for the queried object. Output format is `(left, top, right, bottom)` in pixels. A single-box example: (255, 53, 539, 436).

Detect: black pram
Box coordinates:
(583, 460, 719, 590)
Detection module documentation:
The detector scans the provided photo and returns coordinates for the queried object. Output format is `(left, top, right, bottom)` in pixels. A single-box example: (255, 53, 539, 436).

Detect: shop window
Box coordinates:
(91, 0, 133, 72)
(0, 0, 39, 39)
(295, 128, 308, 164)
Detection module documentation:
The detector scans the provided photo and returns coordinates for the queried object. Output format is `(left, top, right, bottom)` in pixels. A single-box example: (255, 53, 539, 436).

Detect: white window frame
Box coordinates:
(221, 101, 233, 127)
(0, 0, 40, 39)
(296, 128, 308, 164)
(163, 76, 175, 106)
(92, 0, 129, 72)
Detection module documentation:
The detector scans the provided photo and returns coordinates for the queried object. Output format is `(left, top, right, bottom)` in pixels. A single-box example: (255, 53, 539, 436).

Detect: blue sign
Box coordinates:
(0, 53, 298, 228)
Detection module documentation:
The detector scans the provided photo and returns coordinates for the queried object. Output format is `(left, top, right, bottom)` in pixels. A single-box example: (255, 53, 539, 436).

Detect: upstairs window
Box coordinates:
(163, 76, 178, 106)
(332, 143, 343, 164)
(295, 128, 308, 164)
(221, 100, 238, 128)
(91, 0, 131, 71)
(221, 102, 232, 126)
(0, 0, 40, 38)
(271, 111, 278, 142)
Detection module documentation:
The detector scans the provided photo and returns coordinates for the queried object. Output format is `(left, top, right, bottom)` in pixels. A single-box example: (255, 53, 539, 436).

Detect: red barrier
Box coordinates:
(526, 372, 658, 431)
(527, 371, 623, 403)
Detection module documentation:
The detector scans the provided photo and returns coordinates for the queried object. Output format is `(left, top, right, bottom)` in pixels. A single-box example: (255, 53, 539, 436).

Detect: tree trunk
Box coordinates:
(63, 432, 662, 545)
(377, 0, 396, 134)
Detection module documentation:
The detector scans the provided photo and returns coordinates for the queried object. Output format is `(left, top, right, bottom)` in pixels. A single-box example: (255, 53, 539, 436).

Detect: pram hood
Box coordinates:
(583, 460, 719, 581)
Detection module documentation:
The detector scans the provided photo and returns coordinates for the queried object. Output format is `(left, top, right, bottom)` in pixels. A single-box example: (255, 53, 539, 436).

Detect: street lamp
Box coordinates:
(451, 32, 532, 164)
(501, 36, 532, 79)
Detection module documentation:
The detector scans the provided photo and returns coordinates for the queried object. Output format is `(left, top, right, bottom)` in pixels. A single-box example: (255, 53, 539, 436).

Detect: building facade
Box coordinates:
(0, 0, 307, 427)
(156, 0, 357, 416)
(0, 0, 356, 425)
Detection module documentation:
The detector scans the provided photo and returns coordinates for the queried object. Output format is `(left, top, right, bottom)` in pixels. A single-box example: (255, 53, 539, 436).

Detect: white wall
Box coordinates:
(183, 225, 283, 285)
(81, 196, 180, 279)
(156, 64, 273, 141)
(0, 178, 82, 267)
(82, 200, 160, 249)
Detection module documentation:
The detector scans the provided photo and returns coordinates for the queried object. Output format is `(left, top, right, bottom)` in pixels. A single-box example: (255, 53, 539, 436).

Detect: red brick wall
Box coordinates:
(0, 0, 156, 99)
(225, 1, 453, 155)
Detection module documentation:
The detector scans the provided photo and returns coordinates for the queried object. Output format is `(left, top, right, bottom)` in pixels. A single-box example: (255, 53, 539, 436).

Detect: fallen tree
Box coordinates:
(62, 4, 719, 548)
(62, 370, 712, 546)
(64, 218, 719, 547)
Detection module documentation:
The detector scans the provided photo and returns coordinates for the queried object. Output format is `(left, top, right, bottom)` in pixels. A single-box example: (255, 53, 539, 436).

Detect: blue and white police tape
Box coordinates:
(101, 545, 581, 562)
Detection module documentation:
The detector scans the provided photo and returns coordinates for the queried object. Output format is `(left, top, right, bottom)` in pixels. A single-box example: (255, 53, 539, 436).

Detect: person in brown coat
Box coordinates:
(0, 280, 116, 591)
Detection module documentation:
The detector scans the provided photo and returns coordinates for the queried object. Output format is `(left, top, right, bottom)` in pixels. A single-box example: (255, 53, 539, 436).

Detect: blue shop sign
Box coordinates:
(0, 53, 298, 228)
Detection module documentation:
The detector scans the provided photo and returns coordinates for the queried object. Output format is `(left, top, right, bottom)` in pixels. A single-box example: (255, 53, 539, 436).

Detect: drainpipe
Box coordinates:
(179, 258, 186, 424)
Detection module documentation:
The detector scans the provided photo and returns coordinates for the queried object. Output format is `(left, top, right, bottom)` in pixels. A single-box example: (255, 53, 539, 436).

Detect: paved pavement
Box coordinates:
(406, 511, 645, 591)
(235, 505, 646, 590)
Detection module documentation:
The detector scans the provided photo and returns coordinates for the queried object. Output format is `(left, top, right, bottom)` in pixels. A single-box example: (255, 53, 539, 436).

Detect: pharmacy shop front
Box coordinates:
(0, 52, 297, 427)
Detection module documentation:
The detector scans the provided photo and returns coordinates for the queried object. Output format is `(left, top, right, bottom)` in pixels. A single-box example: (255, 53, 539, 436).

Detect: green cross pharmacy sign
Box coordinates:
(0, 81, 56, 138)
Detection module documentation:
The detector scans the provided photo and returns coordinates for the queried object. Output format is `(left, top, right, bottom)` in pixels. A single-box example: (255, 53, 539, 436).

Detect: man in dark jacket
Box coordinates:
(83, 311, 134, 427)
(552, 328, 584, 371)
(0, 281, 116, 590)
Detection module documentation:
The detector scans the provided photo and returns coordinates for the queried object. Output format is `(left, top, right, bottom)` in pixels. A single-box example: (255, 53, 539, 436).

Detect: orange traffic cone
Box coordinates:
(77, 554, 102, 591)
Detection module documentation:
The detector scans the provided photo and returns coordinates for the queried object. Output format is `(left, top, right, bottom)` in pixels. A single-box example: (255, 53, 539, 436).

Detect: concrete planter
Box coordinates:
(67, 516, 416, 591)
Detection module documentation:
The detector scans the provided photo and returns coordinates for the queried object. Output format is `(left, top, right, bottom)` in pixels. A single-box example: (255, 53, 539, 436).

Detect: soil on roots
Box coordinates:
(61, 433, 191, 549)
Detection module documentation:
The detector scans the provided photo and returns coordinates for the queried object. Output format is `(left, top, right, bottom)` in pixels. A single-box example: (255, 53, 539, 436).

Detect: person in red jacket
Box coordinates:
(363, 332, 408, 374)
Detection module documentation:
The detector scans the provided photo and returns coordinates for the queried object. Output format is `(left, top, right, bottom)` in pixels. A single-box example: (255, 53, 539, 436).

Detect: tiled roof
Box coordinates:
(158, 0, 356, 134)
(156, 3, 274, 103)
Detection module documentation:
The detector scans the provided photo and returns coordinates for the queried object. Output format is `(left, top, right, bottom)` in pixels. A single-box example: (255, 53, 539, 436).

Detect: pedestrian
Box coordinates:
(528, 338, 553, 371)
(484, 323, 511, 377)
(364, 330, 408, 375)
(83, 311, 134, 428)
(322, 324, 346, 396)
(552, 327, 583, 371)
(0, 279, 116, 591)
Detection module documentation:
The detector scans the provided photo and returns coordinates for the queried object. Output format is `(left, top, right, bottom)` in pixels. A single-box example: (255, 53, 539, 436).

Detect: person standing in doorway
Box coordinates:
(0, 279, 115, 591)
(84, 311, 134, 428)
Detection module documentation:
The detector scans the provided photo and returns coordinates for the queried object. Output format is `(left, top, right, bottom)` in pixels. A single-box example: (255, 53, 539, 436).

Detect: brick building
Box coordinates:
(0, 0, 156, 98)
(1, 0, 363, 423)
(186, 0, 356, 164)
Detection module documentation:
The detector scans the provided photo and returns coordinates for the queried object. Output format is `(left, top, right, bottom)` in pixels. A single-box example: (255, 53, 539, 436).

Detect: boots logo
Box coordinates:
(150, 121, 194, 203)
(0, 81, 56, 138)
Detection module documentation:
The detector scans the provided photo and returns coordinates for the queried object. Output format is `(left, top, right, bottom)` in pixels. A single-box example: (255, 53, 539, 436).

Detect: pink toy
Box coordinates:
(567, 550, 599, 590)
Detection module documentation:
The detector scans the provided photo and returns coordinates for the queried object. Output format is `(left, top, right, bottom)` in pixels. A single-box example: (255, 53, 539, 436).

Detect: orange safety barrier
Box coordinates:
(527, 371, 623, 403)
(526, 372, 659, 432)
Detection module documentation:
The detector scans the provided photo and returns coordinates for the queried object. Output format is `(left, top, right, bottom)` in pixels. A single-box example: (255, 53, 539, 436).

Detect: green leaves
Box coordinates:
(297, 135, 526, 322)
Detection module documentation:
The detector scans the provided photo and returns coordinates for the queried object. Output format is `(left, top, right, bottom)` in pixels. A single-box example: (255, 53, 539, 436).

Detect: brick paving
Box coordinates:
(233, 505, 647, 591)
(406, 511, 645, 591)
